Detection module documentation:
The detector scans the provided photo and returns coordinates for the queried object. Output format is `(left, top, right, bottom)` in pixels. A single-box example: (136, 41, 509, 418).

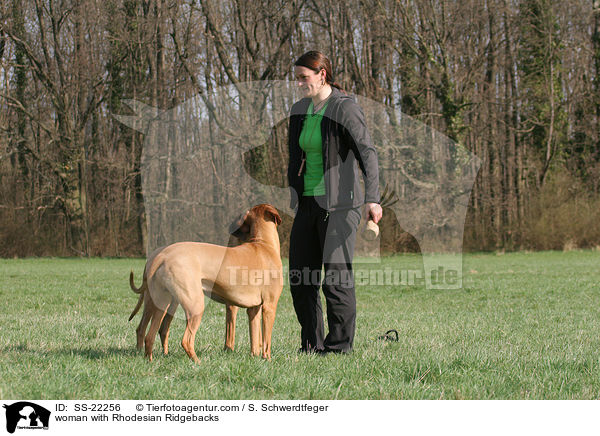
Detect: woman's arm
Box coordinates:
(339, 99, 381, 207)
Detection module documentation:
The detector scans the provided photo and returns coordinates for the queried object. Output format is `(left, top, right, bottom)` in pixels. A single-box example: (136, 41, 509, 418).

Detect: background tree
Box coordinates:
(0, 0, 599, 256)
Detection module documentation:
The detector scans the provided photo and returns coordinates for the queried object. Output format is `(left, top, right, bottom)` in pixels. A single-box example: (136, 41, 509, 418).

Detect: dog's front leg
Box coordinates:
(247, 306, 261, 356)
(260, 303, 276, 360)
(224, 304, 238, 352)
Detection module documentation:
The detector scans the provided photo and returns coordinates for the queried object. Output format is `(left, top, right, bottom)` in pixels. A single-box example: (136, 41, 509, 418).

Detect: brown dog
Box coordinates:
(128, 214, 251, 356)
(128, 204, 282, 362)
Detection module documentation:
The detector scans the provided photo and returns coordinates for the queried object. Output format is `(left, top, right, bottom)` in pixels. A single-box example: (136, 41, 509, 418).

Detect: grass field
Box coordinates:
(1, 251, 599, 400)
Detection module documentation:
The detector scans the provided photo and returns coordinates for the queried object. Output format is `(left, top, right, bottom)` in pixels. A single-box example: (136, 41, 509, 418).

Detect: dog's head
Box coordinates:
(228, 204, 281, 242)
(251, 203, 282, 226)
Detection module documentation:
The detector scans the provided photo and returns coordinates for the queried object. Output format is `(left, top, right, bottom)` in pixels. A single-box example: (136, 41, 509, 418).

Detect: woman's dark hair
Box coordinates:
(294, 51, 344, 92)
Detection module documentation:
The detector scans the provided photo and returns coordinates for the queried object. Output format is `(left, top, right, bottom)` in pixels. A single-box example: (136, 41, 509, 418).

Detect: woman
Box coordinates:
(288, 51, 382, 354)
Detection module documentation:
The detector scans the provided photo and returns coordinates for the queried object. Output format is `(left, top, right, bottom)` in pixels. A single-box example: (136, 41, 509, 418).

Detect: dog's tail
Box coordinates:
(129, 269, 145, 294)
(128, 269, 147, 321)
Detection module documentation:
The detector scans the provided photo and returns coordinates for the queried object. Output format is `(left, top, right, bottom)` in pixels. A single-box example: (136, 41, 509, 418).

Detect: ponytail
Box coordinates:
(329, 81, 345, 94)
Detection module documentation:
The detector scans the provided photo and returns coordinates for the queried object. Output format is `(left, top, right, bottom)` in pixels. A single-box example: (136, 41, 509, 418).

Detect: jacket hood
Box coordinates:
(290, 86, 355, 117)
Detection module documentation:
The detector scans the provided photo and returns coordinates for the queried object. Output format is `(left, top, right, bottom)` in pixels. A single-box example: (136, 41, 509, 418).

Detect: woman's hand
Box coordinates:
(366, 202, 383, 224)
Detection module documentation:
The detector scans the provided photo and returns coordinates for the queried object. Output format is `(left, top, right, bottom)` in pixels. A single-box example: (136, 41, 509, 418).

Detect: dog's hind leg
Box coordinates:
(182, 310, 204, 364)
(136, 311, 151, 351)
(136, 294, 155, 351)
(144, 304, 170, 362)
(224, 304, 238, 352)
(159, 301, 178, 355)
(247, 306, 262, 356)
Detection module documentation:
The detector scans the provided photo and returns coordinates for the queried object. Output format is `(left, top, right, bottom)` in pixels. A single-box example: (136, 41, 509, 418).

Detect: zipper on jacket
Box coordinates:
(297, 115, 307, 177)
(321, 109, 330, 212)
(297, 154, 306, 177)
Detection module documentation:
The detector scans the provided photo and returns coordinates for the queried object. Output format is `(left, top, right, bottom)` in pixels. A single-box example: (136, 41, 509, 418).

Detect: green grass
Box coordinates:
(1, 251, 599, 399)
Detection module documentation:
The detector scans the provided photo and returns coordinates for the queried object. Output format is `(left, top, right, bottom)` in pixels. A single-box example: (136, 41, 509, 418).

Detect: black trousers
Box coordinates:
(289, 195, 361, 353)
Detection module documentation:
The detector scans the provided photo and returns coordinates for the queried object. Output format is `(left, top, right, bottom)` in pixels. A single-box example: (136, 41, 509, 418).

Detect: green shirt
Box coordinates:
(299, 101, 328, 196)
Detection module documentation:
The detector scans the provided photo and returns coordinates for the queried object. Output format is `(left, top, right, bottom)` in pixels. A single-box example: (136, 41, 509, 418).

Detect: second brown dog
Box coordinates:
(129, 204, 283, 363)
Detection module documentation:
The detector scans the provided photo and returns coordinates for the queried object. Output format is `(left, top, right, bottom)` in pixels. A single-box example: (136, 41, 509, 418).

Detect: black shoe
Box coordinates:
(316, 348, 351, 356)
(298, 347, 322, 354)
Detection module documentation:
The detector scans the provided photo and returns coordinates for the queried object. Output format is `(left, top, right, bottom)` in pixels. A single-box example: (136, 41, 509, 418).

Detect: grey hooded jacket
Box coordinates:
(287, 87, 380, 211)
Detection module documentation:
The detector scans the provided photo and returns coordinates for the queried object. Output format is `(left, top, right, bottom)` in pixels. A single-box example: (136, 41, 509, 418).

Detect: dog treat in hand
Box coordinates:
(363, 219, 379, 241)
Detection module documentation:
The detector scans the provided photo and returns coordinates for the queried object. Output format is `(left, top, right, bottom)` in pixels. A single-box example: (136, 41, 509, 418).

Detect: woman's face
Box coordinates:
(295, 66, 325, 98)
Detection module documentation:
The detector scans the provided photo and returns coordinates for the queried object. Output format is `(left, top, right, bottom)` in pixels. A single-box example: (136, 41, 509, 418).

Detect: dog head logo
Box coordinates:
(3, 402, 50, 434)
(115, 80, 480, 289)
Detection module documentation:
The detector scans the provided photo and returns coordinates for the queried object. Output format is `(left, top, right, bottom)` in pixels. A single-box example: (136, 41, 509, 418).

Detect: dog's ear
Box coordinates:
(263, 205, 281, 226)
(229, 210, 251, 239)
